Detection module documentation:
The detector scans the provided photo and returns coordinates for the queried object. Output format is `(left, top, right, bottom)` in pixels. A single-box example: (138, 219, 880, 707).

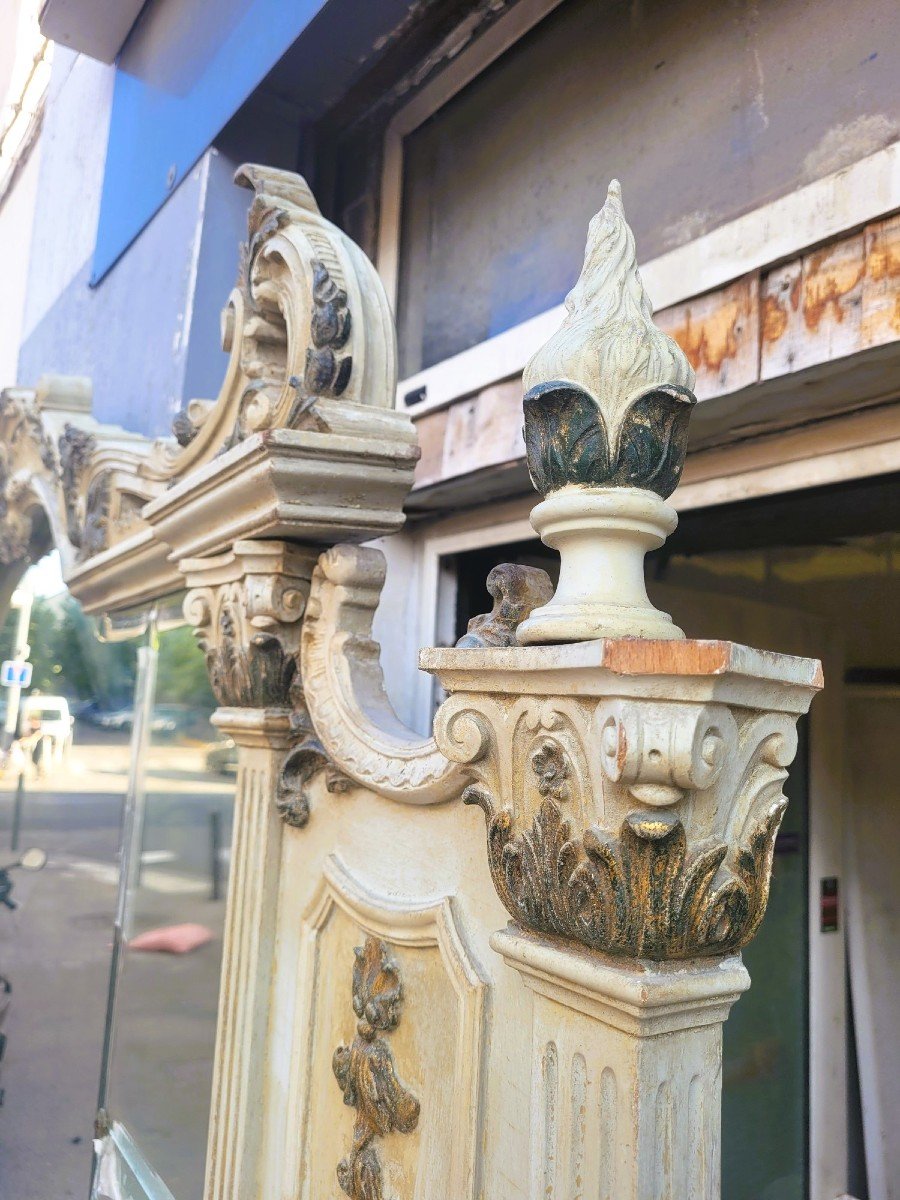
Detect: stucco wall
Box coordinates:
(395, 0, 900, 375)
(16, 48, 246, 437)
(0, 135, 41, 385)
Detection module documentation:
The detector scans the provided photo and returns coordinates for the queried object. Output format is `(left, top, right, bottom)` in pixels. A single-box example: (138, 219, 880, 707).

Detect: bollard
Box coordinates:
(10, 773, 24, 853)
(209, 810, 222, 902)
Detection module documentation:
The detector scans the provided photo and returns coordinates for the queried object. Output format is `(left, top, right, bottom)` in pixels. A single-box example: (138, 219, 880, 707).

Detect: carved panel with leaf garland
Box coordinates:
(284, 857, 487, 1200)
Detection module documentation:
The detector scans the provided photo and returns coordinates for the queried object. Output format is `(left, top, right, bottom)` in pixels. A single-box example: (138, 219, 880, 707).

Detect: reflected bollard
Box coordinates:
(209, 810, 222, 902)
(10, 773, 24, 853)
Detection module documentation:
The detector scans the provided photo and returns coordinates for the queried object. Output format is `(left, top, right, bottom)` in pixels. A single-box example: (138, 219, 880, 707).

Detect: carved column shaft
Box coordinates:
(494, 930, 748, 1200)
(203, 715, 291, 1200)
(182, 540, 314, 1200)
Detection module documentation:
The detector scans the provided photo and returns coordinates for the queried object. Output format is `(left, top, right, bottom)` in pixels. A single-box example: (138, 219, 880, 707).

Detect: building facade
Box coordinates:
(2, 1, 900, 1197)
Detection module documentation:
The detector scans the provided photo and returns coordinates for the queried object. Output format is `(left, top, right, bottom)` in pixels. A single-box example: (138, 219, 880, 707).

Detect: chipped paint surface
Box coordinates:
(801, 242, 865, 334)
(411, 210, 900, 492)
(655, 278, 758, 402)
(862, 213, 900, 345)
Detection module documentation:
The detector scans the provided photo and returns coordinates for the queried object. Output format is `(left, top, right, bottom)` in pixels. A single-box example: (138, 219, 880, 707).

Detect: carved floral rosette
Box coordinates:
(425, 641, 821, 962)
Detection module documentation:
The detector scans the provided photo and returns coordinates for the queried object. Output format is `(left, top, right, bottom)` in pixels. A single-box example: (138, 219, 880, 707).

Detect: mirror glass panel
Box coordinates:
(0, 557, 138, 1195)
(105, 614, 234, 1197)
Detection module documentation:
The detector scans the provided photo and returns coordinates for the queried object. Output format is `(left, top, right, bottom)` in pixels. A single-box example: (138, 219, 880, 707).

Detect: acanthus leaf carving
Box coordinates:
(425, 655, 819, 963)
(276, 692, 351, 828)
(333, 936, 420, 1200)
(464, 784, 788, 960)
(182, 541, 313, 713)
(59, 423, 97, 551)
(80, 471, 112, 561)
(301, 258, 352, 398)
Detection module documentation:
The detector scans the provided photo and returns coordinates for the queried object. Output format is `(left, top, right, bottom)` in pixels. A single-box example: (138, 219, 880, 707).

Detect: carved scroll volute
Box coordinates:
(146, 163, 402, 483)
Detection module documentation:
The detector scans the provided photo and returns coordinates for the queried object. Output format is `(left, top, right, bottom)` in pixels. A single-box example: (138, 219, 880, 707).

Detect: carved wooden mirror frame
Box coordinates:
(0, 167, 822, 1200)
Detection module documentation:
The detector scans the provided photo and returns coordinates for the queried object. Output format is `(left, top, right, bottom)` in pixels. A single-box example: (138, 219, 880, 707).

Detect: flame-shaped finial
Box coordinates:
(522, 181, 696, 500)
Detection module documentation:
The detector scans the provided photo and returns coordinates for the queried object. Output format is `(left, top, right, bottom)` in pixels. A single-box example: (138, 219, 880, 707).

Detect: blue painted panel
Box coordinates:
(91, 0, 329, 284)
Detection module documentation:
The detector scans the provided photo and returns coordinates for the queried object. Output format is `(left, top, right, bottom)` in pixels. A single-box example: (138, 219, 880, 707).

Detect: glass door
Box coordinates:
(722, 717, 809, 1200)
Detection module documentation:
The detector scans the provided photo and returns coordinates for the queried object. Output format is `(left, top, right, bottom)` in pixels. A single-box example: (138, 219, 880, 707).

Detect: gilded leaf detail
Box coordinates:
(333, 937, 420, 1199)
(464, 787, 787, 960)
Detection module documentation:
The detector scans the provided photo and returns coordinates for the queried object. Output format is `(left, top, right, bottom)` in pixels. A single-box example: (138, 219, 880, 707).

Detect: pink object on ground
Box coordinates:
(128, 923, 213, 954)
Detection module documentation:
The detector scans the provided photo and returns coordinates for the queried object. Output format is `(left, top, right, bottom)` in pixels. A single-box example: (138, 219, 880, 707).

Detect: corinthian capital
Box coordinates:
(182, 540, 316, 719)
(425, 635, 821, 963)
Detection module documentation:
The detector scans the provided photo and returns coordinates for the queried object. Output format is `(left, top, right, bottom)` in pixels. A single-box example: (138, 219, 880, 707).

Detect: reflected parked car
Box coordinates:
(96, 705, 185, 735)
(97, 708, 134, 732)
(72, 699, 111, 725)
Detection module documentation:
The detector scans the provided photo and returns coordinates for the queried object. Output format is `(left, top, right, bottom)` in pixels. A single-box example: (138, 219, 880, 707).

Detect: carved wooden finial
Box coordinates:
(522, 179, 696, 499)
(517, 181, 697, 645)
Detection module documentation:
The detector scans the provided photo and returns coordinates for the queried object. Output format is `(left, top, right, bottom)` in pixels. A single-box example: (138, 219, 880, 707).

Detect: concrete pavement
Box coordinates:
(0, 726, 234, 1200)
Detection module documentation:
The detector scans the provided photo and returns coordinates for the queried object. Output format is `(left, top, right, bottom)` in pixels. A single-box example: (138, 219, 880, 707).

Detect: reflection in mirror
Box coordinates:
(0, 550, 137, 1195)
(104, 614, 233, 1198)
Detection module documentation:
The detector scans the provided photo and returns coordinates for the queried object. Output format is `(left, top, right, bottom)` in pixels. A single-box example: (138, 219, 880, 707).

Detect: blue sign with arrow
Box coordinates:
(1, 661, 33, 688)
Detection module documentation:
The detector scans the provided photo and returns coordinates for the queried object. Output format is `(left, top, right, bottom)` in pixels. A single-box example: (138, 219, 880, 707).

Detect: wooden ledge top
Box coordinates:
(420, 637, 823, 694)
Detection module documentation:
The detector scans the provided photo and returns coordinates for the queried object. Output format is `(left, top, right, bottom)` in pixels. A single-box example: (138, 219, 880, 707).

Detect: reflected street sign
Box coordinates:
(1, 661, 33, 688)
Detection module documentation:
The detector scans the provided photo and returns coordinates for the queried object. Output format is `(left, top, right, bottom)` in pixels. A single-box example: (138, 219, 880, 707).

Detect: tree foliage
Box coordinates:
(155, 623, 215, 708)
(0, 594, 136, 705)
(0, 596, 216, 712)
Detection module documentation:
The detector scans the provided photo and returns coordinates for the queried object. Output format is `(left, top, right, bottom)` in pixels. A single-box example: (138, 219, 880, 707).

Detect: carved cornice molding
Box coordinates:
(4, 166, 418, 620)
(0, 378, 156, 580)
(0, 386, 62, 567)
(182, 540, 316, 718)
(424, 640, 821, 962)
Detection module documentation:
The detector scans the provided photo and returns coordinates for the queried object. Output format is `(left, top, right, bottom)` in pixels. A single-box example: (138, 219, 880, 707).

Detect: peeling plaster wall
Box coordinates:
(395, 0, 900, 375)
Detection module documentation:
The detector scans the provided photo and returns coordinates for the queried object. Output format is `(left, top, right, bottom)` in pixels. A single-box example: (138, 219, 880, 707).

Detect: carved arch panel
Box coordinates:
(285, 856, 488, 1200)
